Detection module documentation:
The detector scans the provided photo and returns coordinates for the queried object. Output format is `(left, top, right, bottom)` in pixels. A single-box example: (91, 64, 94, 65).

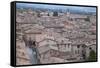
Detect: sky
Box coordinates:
(16, 3, 96, 12)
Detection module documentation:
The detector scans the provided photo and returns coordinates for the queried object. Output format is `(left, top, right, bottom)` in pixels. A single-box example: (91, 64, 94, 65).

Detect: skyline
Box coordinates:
(16, 3, 96, 13)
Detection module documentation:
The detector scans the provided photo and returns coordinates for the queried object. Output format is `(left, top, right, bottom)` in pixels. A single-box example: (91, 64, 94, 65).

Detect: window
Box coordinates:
(77, 45, 80, 48)
(78, 50, 80, 54)
(75, 50, 77, 54)
(22, 52, 25, 56)
(89, 47, 92, 50)
(68, 44, 70, 48)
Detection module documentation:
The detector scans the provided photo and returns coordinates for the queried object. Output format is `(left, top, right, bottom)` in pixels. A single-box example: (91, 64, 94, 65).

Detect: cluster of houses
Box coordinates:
(16, 8, 97, 65)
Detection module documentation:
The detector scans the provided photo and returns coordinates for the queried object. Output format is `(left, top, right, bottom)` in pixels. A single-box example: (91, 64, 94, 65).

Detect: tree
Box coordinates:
(88, 50, 97, 61)
(37, 13, 41, 17)
(48, 13, 49, 16)
(85, 16, 90, 22)
(53, 11, 58, 16)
